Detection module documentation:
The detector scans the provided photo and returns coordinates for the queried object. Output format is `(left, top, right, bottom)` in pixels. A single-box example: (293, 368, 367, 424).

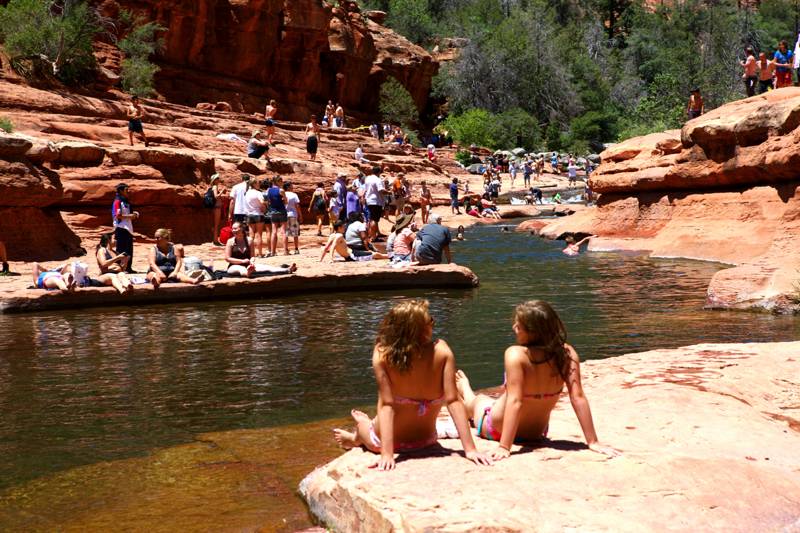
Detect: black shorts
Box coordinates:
(233, 214, 247, 223)
(246, 215, 262, 225)
(306, 136, 318, 154)
(367, 205, 383, 222)
(128, 119, 143, 133)
(265, 118, 275, 127)
(269, 212, 288, 224)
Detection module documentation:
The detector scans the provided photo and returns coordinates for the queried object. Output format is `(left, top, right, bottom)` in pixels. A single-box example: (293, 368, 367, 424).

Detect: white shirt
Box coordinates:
(231, 182, 249, 215)
(285, 191, 300, 218)
(355, 147, 364, 161)
(345, 221, 367, 246)
(245, 188, 264, 216)
(364, 174, 384, 206)
(568, 164, 578, 177)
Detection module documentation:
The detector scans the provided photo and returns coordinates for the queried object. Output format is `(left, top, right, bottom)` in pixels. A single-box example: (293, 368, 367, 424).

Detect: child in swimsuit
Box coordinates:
(333, 299, 492, 470)
(456, 300, 619, 460)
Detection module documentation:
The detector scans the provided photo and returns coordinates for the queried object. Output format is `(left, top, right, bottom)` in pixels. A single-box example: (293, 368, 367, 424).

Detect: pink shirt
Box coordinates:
(393, 228, 414, 256)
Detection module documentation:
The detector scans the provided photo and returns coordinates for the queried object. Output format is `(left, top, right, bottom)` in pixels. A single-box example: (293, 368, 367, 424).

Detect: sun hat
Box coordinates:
(394, 214, 414, 232)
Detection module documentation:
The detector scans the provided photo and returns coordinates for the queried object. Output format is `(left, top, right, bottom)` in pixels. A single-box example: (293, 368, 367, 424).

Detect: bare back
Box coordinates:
(373, 339, 448, 443)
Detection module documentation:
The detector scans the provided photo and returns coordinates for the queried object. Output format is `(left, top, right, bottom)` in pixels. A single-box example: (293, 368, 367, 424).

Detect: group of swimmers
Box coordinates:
(333, 299, 619, 469)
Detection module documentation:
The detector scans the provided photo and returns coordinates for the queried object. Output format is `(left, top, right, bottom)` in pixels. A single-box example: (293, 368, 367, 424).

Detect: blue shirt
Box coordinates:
(416, 223, 452, 264)
(449, 183, 458, 199)
(266, 186, 286, 213)
(774, 49, 794, 72)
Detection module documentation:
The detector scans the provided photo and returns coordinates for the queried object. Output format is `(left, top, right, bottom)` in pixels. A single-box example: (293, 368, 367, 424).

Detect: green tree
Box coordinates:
(117, 13, 164, 97)
(0, 0, 102, 83)
(386, 0, 435, 44)
(379, 77, 419, 126)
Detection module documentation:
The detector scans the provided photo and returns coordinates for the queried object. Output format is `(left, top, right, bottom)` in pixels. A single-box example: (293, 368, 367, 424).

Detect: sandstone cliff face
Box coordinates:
(538, 88, 800, 313)
(99, 0, 437, 121)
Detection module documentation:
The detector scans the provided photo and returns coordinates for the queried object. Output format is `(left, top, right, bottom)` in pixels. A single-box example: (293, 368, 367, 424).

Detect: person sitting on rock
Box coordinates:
(562, 235, 593, 256)
(146, 229, 203, 288)
(95, 231, 134, 294)
(247, 130, 271, 161)
(413, 215, 452, 265)
(333, 299, 492, 470)
(31, 262, 77, 291)
(319, 220, 388, 262)
(126, 95, 149, 147)
(391, 214, 417, 263)
(456, 300, 620, 460)
(225, 221, 297, 277)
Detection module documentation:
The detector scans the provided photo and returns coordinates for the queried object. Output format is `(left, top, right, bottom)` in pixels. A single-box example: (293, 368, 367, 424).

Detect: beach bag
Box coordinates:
(203, 188, 216, 208)
(219, 225, 232, 244)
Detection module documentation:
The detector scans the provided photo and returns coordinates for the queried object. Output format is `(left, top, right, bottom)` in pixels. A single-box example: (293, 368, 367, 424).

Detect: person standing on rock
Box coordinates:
(449, 177, 461, 215)
(264, 100, 278, 144)
(325, 100, 335, 127)
(686, 87, 704, 120)
(364, 166, 387, 241)
(334, 103, 345, 128)
(283, 181, 302, 255)
(112, 183, 139, 273)
(773, 40, 794, 89)
(334, 172, 348, 222)
(305, 115, 321, 161)
(333, 299, 492, 470)
(758, 52, 776, 93)
(741, 47, 758, 97)
(126, 95, 149, 147)
(229, 174, 251, 225)
(456, 300, 620, 460)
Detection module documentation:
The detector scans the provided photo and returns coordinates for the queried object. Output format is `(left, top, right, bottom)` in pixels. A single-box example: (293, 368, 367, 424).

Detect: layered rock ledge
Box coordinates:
(300, 342, 800, 532)
(534, 88, 800, 313)
(0, 263, 478, 314)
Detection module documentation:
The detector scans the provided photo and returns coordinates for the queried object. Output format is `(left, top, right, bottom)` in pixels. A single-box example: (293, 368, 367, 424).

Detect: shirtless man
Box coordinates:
(758, 52, 776, 94)
(325, 100, 335, 126)
(320, 220, 388, 262)
(334, 103, 345, 128)
(126, 95, 149, 147)
(687, 87, 704, 120)
(741, 47, 758, 97)
(264, 99, 278, 144)
(305, 115, 321, 161)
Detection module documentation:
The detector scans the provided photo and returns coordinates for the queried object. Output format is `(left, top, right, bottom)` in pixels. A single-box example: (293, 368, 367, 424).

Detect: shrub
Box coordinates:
(0, 0, 101, 84)
(0, 117, 13, 133)
(379, 77, 419, 127)
(117, 14, 163, 97)
(455, 149, 472, 166)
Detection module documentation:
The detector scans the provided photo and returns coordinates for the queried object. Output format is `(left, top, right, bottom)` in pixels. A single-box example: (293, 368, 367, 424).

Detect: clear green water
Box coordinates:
(0, 223, 796, 490)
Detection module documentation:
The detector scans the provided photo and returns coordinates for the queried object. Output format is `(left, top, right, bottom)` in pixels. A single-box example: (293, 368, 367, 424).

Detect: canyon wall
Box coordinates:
(537, 88, 800, 312)
(97, 0, 437, 121)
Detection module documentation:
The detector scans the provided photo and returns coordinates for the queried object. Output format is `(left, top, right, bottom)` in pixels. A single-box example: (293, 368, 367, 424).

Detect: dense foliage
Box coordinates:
(0, 0, 102, 83)
(359, 0, 798, 151)
(117, 11, 164, 97)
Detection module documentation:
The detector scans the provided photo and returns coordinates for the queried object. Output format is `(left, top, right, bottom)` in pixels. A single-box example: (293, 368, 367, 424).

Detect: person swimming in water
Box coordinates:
(457, 300, 619, 460)
(333, 299, 492, 470)
(562, 235, 593, 256)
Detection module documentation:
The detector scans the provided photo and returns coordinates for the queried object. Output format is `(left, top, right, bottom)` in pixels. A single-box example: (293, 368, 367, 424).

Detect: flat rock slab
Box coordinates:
(0, 263, 478, 313)
(300, 342, 800, 532)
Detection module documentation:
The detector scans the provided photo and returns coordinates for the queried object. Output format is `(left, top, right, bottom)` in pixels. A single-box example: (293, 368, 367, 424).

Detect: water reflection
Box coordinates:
(0, 224, 796, 490)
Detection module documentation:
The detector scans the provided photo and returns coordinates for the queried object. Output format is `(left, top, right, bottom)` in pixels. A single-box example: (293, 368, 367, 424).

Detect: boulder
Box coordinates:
(0, 134, 32, 159)
(55, 141, 106, 166)
(0, 159, 62, 207)
(301, 342, 800, 532)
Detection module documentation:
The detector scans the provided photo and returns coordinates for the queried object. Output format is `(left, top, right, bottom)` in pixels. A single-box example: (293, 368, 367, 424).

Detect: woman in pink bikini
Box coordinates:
(457, 300, 619, 461)
(334, 299, 492, 470)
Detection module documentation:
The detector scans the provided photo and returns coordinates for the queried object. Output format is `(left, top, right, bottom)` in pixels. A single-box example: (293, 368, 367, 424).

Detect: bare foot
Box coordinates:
(288, 263, 297, 273)
(333, 428, 358, 449)
(350, 409, 371, 425)
(64, 273, 76, 292)
(455, 369, 476, 405)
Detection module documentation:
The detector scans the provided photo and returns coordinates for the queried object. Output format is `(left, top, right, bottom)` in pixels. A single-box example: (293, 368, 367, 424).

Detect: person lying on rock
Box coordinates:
(224, 222, 297, 277)
(146, 229, 203, 288)
(31, 262, 77, 292)
(457, 300, 620, 460)
(319, 220, 388, 262)
(562, 235, 593, 257)
(333, 299, 493, 470)
(95, 232, 134, 294)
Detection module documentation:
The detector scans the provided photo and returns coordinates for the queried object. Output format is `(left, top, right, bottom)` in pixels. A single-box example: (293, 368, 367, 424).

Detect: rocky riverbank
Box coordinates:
(529, 88, 800, 313)
(300, 341, 800, 532)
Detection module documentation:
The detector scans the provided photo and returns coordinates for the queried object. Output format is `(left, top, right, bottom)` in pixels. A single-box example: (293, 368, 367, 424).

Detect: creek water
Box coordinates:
(0, 222, 796, 492)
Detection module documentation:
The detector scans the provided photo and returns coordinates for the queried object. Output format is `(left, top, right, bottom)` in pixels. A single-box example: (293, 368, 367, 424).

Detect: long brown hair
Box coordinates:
(514, 300, 570, 381)
(375, 299, 432, 372)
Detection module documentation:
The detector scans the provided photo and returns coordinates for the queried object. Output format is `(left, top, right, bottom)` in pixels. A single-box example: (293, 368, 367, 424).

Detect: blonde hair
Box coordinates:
(513, 300, 570, 381)
(154, 228, 172, 240)
(252, 129, 262, 138)
(375, 299, 432, 372)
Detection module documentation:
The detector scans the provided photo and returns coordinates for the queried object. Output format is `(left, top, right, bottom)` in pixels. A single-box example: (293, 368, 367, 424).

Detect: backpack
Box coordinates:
(203, 187, 216, 208)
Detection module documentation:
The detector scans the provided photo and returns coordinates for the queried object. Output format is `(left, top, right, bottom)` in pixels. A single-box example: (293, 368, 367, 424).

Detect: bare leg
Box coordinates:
(147, 271, 162, 289)
(456, 369, 494, 423)
(129, 131, 134, 146)
(173, 273, 202, 285)
(118, 272, 134, 293)
(282, 224, 288, 255)
(213, 207, 222, 244)
(270, 222, 279, 255)
(333, 409, 380, 452)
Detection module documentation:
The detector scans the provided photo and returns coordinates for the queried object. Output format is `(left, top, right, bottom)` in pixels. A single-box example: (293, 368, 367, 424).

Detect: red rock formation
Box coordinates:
(98, 0, 437, 121)
(301, 342, 800, 531)
(538, 88, 800, 313)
